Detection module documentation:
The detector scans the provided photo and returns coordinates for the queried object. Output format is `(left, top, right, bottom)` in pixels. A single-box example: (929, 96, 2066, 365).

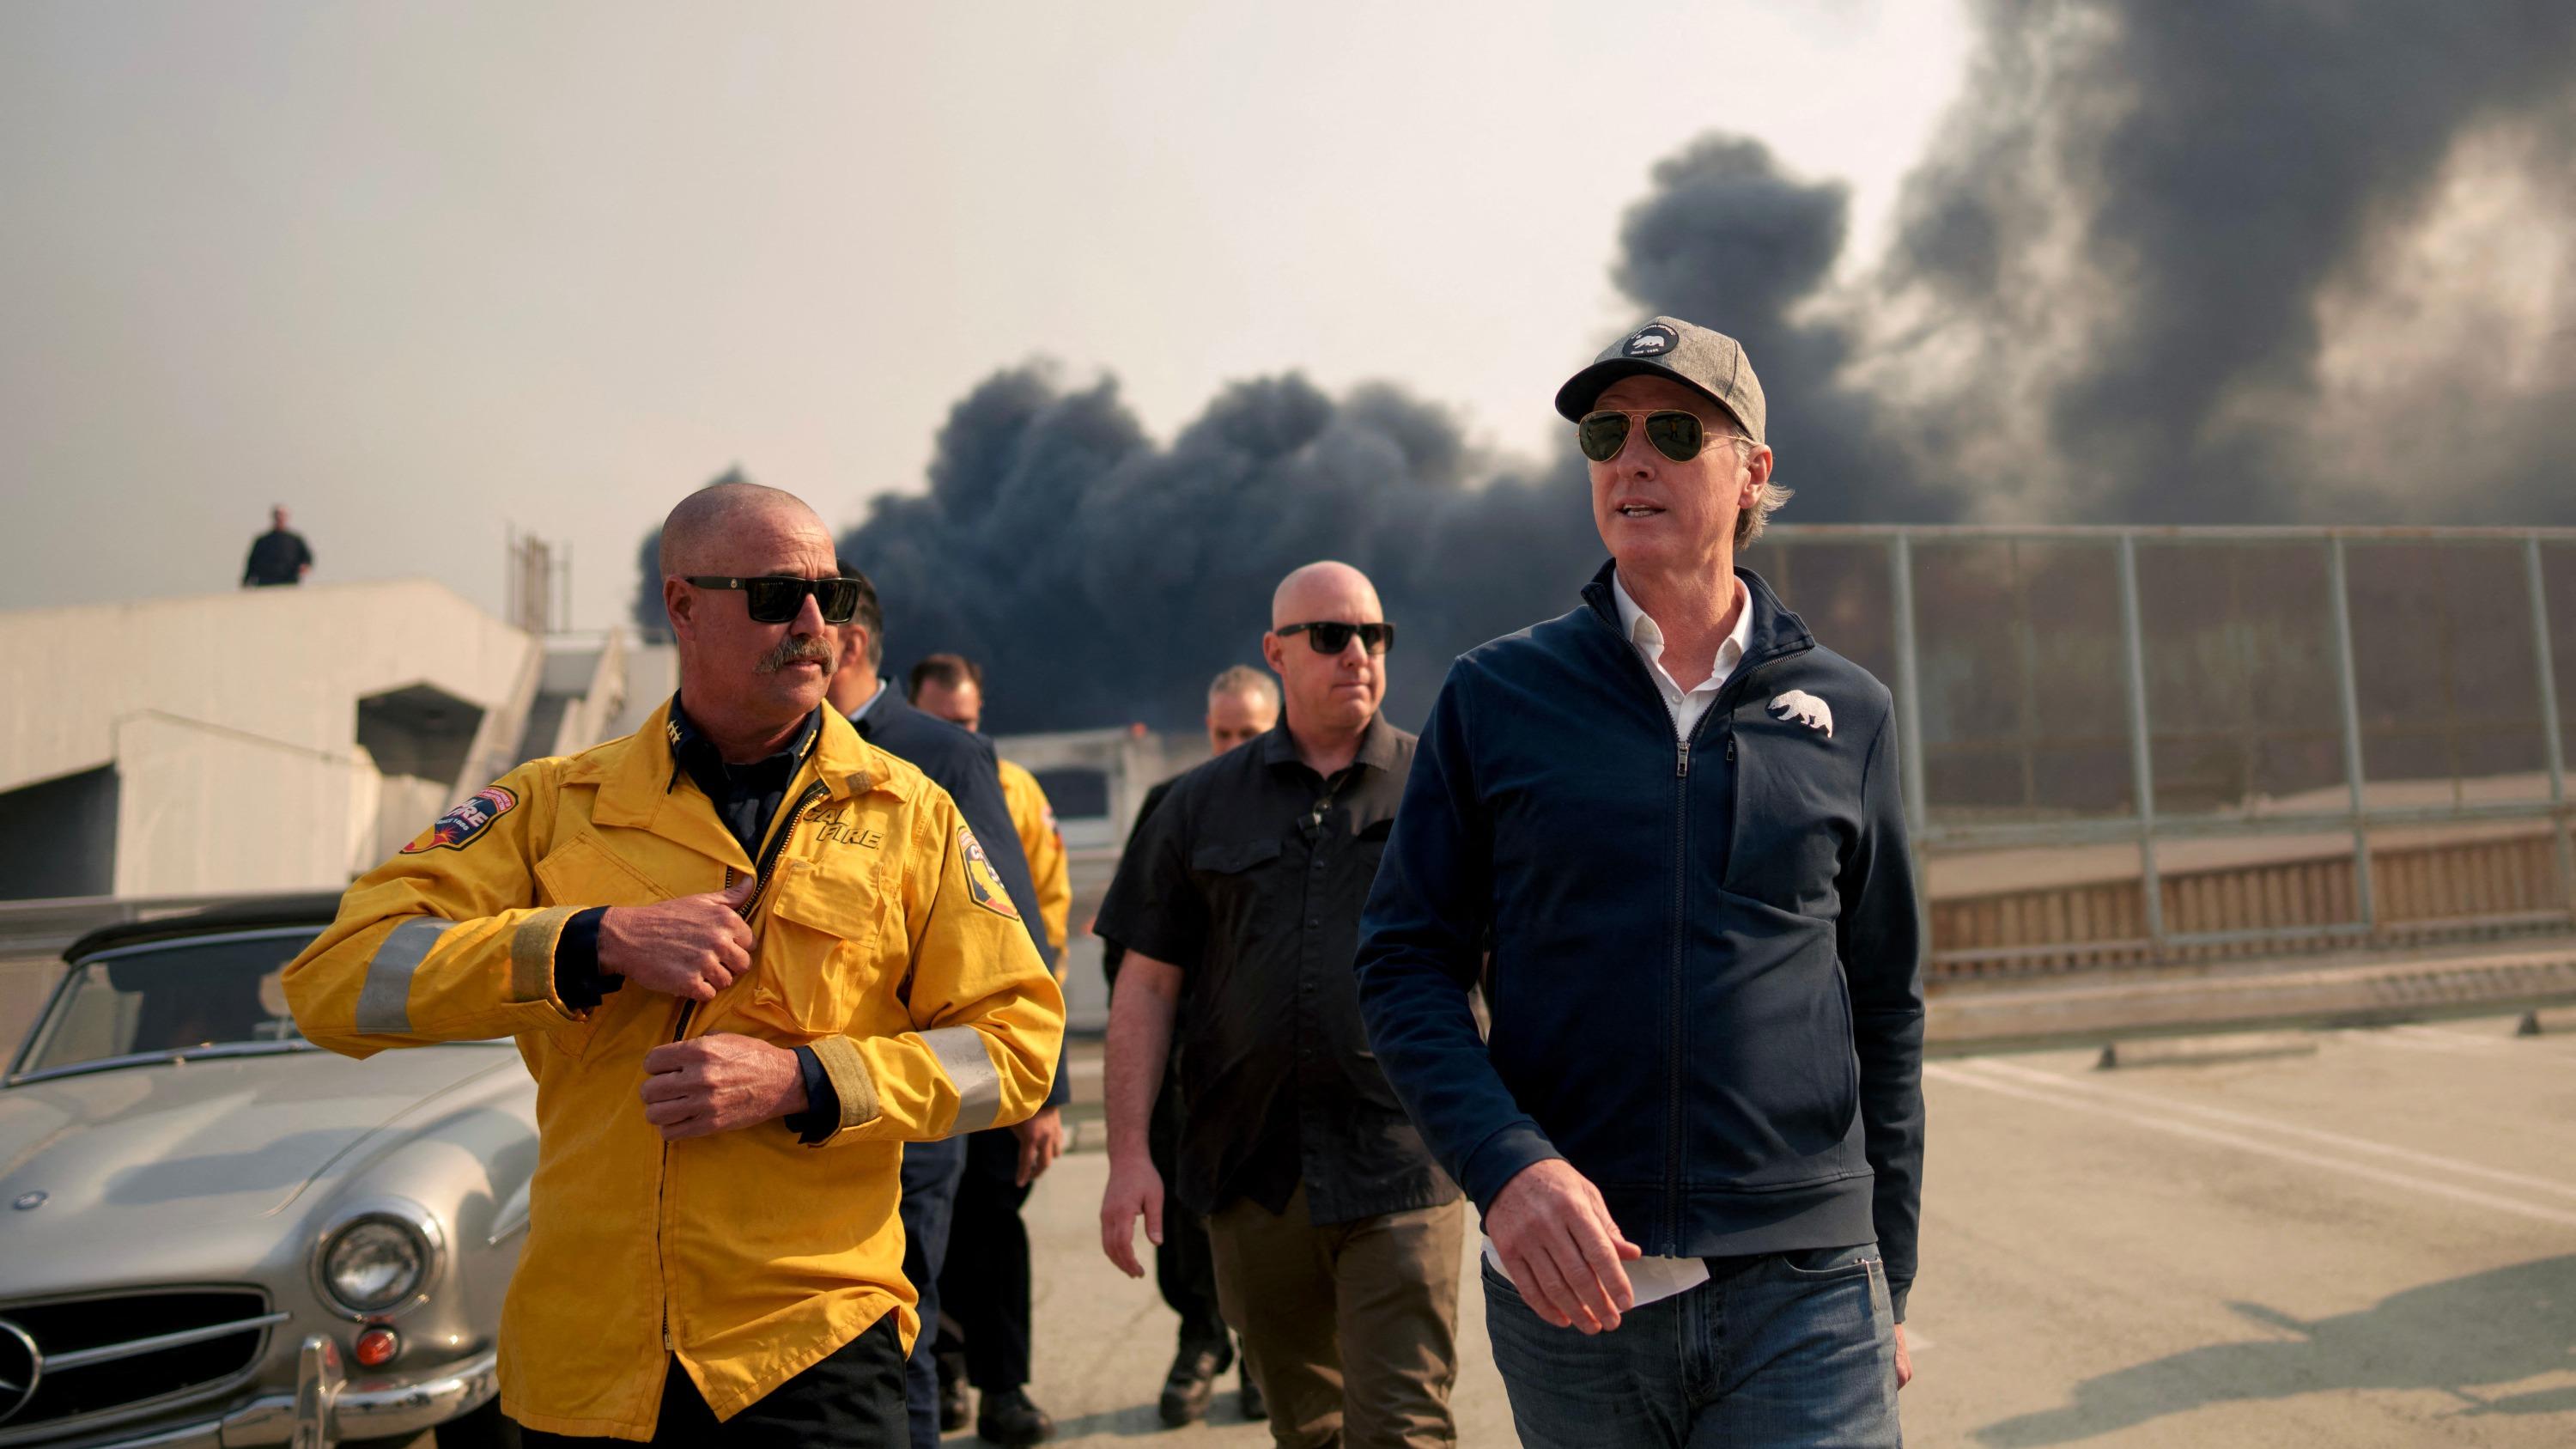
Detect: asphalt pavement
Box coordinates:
(999, 1014, 2576, 1447)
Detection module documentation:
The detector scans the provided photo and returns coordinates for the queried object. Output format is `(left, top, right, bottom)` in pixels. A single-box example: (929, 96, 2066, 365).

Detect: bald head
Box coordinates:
(656, 480, 840, 753)
(659, 481, 827, 577)
(1261, 560, 1387, 739)
(1270, 561, 1382, 629)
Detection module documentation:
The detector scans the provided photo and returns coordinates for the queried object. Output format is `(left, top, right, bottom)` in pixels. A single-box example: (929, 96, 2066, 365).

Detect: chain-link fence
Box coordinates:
(1753, 527, 2576, 979)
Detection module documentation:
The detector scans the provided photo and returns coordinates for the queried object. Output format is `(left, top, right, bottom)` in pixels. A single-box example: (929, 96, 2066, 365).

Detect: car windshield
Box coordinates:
(15, 928, 320, 1077)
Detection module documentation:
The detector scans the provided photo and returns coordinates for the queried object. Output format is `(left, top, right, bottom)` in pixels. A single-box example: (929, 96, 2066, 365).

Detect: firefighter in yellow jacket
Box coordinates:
(285, 483, 1064, 1446)
(906, 654, 1071, 961)
(995, 758, 1070, 962)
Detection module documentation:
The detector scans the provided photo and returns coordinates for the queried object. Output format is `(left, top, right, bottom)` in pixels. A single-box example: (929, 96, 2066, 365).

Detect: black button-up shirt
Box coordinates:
(557, 697, 840, 1142)
(1096, 713, 1456, 1225)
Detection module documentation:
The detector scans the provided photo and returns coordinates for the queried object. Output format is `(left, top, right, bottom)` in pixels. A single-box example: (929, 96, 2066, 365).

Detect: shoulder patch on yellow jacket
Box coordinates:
(957, 825, 1020, 920)
(401, 784, 519, 854)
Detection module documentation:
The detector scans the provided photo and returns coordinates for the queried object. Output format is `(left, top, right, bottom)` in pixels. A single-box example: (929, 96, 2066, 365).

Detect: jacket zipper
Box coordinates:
(658, 778, 832, 1351)
(1582, 600, 1795, 1254)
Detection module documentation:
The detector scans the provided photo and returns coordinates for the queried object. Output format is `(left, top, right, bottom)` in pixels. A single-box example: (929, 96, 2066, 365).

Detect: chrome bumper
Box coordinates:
(269, 1334, 500, 1446)
(64, 1336, 501, 1446)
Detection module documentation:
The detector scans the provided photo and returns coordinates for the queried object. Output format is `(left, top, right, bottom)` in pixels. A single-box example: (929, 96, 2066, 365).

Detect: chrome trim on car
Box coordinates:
(289, 1335, 337, 1449)
(485, 1180, 532, 1248)
(192, 1342, 502, 1449)
(5, 925, 323, 1084)
(309, 1196, 451, 1319)
(0, 1287, 280, 1446)
(63, 926, 321, 966)
(42, 1312, 290, 1372)
(0, 1320, 37, 1426)
(308, 1200, 447, 1322)
(331, 1343, 501, 1438)
(6, 1042, 322, 1088)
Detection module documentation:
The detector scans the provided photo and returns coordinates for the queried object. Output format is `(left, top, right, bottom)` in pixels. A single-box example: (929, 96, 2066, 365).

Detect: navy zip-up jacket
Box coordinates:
(1355, 562, 1925, 1318)
(854, 687, 1070, 1111)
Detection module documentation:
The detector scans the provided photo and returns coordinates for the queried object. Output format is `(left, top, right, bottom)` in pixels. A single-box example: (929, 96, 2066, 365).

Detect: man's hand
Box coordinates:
(598, 877, 757, 1001)
(640, 1033, 804, 1141)
(1486, 1160, 1643, 1335)
(1894, 1324, 1913, 1390)
(1012, 1105, 1066, 1187)
(1098, 1151, 1164, 1278)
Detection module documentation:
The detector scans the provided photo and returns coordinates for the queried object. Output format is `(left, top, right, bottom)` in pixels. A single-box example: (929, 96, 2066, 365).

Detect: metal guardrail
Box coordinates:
(1756, 524, 2576, 968)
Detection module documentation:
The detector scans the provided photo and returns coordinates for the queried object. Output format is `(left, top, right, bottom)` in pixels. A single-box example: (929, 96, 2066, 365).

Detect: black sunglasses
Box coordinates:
(1276, 620, 1395, 655)
(683, 575, 862, 625)
(1577, 409, 1741, 464)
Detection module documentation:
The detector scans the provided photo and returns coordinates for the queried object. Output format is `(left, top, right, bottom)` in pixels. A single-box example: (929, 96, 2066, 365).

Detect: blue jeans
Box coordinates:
(898, 1136, 968, 1449)
(1484, 1243, 1901, 1448)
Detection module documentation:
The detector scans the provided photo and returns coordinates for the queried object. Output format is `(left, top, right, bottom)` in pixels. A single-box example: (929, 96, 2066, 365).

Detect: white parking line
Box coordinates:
(1964, 1056, 2576, 1202)
(1924, 1061, 2576, 1230)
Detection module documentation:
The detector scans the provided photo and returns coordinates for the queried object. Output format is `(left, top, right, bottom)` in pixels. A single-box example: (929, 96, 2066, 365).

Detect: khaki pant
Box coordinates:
(1207, 1184, 1465, 1449)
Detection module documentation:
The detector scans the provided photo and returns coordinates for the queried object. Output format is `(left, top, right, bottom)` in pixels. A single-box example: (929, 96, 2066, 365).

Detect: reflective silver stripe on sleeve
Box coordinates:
(355, 917, 454, 1034)
(922, 1026, 1002, 1134)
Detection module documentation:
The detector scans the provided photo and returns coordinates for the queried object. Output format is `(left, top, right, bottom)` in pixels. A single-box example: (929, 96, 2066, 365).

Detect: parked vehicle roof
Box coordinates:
(63, 892, 348, 962)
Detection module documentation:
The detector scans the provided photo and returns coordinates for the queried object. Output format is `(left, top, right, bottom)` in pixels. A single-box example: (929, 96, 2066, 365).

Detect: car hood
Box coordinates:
(0, 1048, 523, 1232)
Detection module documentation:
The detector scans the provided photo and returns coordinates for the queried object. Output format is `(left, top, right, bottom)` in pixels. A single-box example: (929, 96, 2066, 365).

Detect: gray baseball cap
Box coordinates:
(1553, 315, 1766, 444)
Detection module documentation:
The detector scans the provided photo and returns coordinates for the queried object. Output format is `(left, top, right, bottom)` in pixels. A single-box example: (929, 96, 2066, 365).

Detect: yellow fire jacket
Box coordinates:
(283, 701, 1064, 1440)
(996, 758, 1070, 960)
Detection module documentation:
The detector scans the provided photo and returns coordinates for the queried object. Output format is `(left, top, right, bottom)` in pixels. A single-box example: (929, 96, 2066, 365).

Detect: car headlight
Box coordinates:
(319, 1216, 430, 1314)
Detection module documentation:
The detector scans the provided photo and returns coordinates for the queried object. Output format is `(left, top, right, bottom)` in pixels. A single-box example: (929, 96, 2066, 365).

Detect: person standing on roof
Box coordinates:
(242, 505, 313, 587)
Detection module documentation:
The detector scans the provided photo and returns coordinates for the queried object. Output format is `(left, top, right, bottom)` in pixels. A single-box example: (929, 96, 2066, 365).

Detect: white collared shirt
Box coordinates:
(846, 676, 892, 727)
(1612, 570, 1752, 740)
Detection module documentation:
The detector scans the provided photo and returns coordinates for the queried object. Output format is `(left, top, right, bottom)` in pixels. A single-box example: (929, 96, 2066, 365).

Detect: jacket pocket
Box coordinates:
(1692, 891, 1862, 1184)
(532, 832, 674, 1059)
(737, 860, 887, 1038)
(1719, 722, 1852, 921)
(1189, 837, 1283, 944)
(1192, 838, 1283, 874)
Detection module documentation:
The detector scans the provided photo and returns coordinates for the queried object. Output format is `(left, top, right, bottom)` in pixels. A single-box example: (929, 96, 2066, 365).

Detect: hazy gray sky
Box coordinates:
(0, 2, 1966, 630)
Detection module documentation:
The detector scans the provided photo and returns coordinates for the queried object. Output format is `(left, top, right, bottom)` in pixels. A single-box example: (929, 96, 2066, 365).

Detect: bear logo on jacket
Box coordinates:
(1768, 691, 1833, 738)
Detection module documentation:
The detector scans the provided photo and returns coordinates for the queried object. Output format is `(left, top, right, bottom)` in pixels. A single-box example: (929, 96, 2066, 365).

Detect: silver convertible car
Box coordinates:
(0, 897, 537, 1448)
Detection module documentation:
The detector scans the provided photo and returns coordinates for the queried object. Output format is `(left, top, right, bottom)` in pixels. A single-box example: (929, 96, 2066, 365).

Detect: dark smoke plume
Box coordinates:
(1871, 0, 2576, 523)
(841, 368, 1597, 734)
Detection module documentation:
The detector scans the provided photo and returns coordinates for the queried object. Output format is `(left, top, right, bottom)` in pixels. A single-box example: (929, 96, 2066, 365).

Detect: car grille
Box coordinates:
(0, 1288, 283, 1437)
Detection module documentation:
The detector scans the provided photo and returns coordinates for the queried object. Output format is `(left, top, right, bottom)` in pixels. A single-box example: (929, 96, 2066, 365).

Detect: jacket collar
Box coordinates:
(582, 696, 894, 870)
(849, 686, 919, 741)
(664, 695, 821, 797)
(1257, 709, 1400, 777)
(1581, 557, 1813, 669)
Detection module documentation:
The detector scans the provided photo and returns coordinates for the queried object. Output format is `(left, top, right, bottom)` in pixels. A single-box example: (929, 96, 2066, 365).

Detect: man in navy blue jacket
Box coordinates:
(826, 565, 1066, 1449)
(1355, 317, 1924, 1447)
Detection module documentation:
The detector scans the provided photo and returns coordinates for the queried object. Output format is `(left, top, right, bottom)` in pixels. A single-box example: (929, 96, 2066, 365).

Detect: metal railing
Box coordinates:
(1753, 525, 2576, 973)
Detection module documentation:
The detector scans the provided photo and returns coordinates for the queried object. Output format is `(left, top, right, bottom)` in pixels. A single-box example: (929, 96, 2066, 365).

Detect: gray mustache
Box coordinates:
(754, 635, 836, 675)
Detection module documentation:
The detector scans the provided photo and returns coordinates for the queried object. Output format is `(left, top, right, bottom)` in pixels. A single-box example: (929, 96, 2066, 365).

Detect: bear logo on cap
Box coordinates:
(1622, 323, 1679, 357)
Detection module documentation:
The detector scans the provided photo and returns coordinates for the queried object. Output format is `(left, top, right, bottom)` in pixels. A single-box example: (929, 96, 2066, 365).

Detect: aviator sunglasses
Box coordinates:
(683, 575, 863, 624)
(1275, 621, 1397, 655)
(1576, 409, 1746, 464)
